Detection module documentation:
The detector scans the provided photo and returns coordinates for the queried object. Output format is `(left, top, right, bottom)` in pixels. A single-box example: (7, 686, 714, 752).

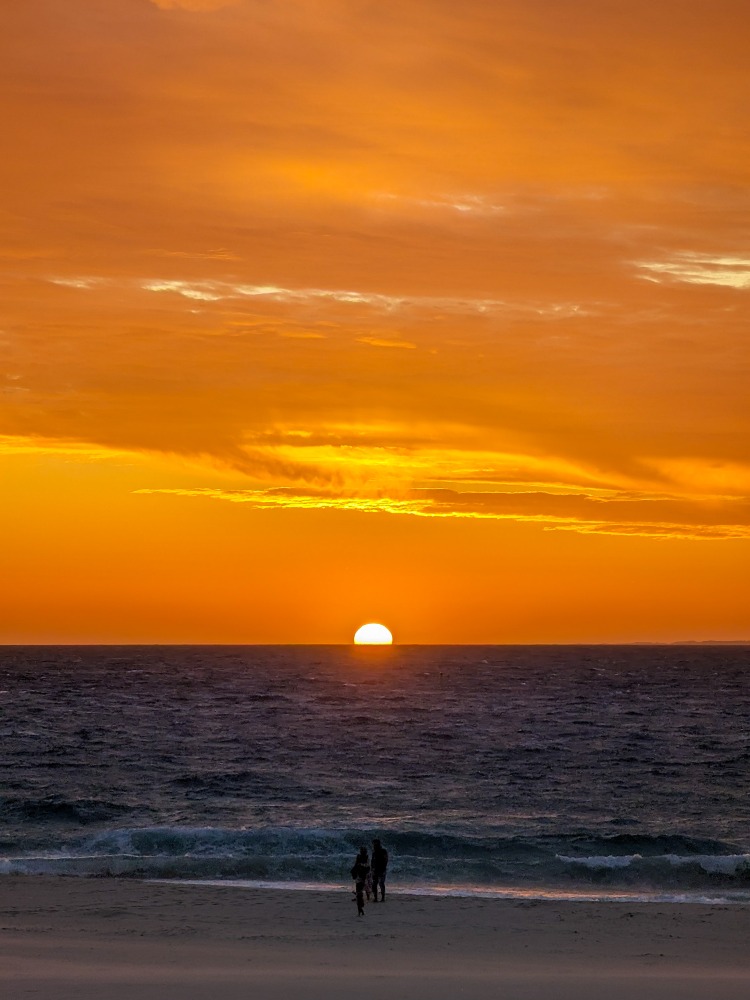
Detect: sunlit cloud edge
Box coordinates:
(48, 276, 593, 319)
(133, 487, 750, 541)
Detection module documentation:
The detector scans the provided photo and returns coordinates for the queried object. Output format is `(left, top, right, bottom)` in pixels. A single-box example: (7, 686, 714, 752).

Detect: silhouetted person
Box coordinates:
(371, 838, 388, 902)
(350, 846, 370, 917)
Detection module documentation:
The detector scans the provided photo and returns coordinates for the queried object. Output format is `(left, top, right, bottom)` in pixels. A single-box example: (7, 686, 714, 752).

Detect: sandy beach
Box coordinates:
(1, 878, 749, 999)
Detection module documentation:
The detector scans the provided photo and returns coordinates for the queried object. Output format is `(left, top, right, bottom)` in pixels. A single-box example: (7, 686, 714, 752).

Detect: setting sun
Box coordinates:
(354, 623, 393, 645)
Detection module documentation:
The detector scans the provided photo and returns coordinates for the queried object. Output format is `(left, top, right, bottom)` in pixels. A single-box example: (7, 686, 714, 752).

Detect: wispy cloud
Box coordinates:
(49, 277, 104, 290)
(357, 335, 417, 349)
(0, 434, 132, 461)
(376, 192, 508, 216)
(142, 279, 590, 318)
(48, 276, 592, 319)
(634, 252, 750, 289)
(134, 485, 750, 541)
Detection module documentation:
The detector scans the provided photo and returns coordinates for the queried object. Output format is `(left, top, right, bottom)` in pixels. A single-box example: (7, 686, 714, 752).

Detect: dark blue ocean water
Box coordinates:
(2, 645, 750, 902)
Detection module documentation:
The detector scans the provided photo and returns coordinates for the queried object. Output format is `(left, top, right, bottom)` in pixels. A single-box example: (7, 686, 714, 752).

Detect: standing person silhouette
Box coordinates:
(350, 847, 370, 917)
(371, 838, 388, 902)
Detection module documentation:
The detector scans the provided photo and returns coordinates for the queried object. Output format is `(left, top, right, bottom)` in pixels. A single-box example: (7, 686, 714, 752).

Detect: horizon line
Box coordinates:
(1, 641, 748, 648)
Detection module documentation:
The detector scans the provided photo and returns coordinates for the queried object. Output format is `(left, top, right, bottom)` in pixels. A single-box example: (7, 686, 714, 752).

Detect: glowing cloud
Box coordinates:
(635, 253, 750, 289)
(133, 486, 750, 541)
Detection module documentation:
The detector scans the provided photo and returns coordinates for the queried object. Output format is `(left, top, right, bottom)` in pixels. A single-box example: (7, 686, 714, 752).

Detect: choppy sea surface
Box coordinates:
(2, 645, 750, 904)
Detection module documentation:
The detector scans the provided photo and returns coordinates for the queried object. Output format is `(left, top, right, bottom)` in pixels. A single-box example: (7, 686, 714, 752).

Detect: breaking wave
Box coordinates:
(3, 826, 750, 894)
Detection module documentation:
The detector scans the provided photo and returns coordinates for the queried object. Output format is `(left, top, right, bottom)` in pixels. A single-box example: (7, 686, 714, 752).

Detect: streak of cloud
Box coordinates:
(49, 275, 592, 320)
(134, 485, 750, 541)
(635, 252, 750, 289)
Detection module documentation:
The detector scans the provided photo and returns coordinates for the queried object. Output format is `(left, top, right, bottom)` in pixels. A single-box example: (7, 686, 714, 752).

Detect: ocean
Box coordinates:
(2, 644, 750, 903)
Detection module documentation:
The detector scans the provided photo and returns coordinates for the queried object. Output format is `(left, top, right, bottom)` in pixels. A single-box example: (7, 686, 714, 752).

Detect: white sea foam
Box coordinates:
(557, 854, 639, 869)
(557, 853, 750, 876)
(666, 854, 750, 875)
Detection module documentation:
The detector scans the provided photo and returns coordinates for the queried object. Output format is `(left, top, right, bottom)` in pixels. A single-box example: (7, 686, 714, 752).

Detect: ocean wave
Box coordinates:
(0, 796, 137, 825)
(557, 854, 750, 888)
(2, 825, 750, 891)
(557, 833, 736, 856)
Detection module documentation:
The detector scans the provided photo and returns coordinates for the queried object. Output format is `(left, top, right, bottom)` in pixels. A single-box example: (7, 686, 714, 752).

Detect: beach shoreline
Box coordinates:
(2, 876, 750, 999)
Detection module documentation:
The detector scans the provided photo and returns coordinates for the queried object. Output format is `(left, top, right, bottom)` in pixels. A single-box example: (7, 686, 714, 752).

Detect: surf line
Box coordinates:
(144, 878, 750, 905)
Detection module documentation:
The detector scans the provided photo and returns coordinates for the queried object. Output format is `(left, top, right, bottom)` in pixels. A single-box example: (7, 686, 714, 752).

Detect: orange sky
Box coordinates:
(1, 0, 748, 642)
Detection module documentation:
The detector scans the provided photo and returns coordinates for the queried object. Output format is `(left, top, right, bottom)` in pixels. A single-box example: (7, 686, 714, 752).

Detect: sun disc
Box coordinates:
(354, 623, 393, 645)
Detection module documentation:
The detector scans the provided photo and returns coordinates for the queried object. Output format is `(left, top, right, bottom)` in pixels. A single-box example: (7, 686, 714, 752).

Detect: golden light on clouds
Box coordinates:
(1, 0, 748, 642)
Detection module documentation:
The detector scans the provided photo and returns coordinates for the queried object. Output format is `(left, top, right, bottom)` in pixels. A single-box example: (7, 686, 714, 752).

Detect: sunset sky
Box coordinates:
(1, 0, 748, 642)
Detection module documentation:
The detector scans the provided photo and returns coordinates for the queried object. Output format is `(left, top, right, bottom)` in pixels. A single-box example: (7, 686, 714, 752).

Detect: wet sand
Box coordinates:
(2, 877, 750, 999)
